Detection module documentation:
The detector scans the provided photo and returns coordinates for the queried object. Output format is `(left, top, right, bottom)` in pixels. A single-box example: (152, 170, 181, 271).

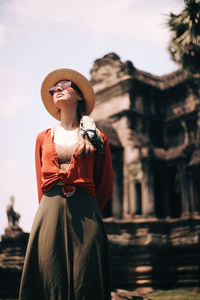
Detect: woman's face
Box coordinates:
(52, 80, 82, 110)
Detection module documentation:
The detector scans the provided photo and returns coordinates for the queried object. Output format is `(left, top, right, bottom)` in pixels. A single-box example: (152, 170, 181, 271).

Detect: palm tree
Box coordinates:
(168, 0, 200, 75)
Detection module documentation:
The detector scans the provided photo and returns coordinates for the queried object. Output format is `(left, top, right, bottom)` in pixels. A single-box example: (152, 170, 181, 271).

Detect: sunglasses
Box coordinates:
(48, 81, 81, 96)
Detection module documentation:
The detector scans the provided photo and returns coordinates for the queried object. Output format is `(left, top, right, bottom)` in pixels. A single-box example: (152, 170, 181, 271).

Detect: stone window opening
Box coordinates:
(135, 182, 142, 215)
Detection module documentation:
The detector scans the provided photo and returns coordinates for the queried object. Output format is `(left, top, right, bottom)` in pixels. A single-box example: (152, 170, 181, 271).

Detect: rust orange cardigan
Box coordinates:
(35, 128, 113, 211)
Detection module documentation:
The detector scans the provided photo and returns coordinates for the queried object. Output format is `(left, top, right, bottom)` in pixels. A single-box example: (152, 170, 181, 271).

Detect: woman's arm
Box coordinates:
(35, 133, 43, 203)
(94, 133, 114, 211)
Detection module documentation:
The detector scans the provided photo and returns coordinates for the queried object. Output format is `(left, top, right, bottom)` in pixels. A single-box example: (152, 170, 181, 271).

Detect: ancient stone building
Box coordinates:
(89, 53, 200, 291)
(91, 52, 200, 220)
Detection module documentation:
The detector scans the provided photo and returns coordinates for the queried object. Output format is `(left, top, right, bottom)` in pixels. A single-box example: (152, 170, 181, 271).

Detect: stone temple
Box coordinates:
(1, 53, 200, 298)
(91, 52, 200, 220)
(90, 53, 200, 292)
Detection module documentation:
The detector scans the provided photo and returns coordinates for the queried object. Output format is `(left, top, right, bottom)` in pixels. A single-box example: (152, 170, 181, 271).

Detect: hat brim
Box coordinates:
(41, 68, 95, 120)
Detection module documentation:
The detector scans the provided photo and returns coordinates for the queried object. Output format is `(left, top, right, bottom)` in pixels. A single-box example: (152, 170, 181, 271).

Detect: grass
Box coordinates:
(1, 289, 200, 300)
(147, 288, 200, 300)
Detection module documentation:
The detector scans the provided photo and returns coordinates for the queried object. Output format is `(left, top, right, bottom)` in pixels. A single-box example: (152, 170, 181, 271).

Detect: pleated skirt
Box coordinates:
(19, 186, 110, 300)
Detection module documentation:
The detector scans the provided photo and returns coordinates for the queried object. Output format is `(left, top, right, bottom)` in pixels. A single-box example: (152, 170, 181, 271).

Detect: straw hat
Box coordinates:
(41, 68, 95, 120)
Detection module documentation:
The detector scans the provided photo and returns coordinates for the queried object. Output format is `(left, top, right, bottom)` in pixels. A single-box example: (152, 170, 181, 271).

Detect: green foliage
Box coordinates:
(148, 288, 200, 300)
(168, 0, 200, 74)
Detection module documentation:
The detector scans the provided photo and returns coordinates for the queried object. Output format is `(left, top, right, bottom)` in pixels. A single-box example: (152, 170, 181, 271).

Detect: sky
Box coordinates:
(0, 0, 185, 237)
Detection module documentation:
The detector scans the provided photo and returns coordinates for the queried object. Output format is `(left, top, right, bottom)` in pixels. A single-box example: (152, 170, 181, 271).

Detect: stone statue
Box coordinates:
(6, 195, 20, 228)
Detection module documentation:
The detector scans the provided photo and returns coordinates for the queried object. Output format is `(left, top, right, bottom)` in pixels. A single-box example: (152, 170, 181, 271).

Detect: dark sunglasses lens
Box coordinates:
(48, 87, 56, 95)
(48, 81, 72, 95)
(61, 81, 71, 89)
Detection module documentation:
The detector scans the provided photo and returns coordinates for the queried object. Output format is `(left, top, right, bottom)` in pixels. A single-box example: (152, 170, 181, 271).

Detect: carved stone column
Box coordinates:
(141, 161, 155, 217)
(112, 173, 123, 218)
(163, 171, 171, 218)
(188, 170, 196, 214)
(181, 166, 190, 217)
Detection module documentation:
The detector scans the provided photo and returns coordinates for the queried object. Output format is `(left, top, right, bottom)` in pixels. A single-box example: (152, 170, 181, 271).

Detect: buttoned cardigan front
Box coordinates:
(35, 128, 113, 210)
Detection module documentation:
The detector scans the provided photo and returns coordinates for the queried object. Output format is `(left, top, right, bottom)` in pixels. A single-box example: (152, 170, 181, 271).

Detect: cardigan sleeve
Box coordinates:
(94, 132, 114, 211)
(35, 133, 43, 203)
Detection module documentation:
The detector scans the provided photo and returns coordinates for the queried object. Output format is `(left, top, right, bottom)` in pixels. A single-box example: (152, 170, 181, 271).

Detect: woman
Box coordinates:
(19, 68, 113, 300)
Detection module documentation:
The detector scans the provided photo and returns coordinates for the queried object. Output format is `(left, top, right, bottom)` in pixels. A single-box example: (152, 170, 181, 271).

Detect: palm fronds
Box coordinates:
(168, 0, 200, 74)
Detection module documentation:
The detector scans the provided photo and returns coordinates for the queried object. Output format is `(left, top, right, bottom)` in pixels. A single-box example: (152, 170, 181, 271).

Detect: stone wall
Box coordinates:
(105, 217, 200, 291)
(0, 231, 29, 298)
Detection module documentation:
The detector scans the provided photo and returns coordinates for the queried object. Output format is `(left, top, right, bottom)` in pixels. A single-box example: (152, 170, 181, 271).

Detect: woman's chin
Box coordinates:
(55, 99, 77, 110)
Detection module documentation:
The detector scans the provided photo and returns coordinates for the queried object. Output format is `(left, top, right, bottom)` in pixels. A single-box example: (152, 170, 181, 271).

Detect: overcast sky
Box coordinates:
(0, 0, 184, 236)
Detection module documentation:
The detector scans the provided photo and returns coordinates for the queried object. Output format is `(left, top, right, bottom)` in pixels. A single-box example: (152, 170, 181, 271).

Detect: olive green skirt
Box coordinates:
(19, 186, 110, 300)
